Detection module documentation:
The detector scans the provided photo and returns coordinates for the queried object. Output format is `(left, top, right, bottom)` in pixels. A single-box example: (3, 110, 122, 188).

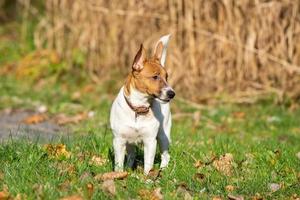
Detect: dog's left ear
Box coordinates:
(153, 34, 171, 67)
(132, 44, 146, 71)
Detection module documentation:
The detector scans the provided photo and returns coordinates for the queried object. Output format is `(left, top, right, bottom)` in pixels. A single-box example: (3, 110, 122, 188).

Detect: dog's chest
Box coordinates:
(119, 114, 160, 143)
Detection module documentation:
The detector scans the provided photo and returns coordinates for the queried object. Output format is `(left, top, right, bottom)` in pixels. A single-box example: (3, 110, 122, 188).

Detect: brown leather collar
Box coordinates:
(124, 95, 150, 116)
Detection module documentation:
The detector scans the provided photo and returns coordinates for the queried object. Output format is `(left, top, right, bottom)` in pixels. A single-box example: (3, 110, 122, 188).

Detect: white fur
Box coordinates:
(110, 87, 172, 174)
(155, 34, 171, 67)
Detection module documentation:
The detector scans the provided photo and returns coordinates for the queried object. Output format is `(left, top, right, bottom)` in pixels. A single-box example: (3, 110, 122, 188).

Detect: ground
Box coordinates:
(0, 76, 299, 200)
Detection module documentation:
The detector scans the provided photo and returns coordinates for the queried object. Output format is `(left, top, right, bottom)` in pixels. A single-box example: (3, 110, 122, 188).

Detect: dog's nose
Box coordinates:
(167, 90, 175, 99)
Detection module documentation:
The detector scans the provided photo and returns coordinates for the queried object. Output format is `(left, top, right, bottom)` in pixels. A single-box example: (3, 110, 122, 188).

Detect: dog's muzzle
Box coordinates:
(156, 87, 175, 103)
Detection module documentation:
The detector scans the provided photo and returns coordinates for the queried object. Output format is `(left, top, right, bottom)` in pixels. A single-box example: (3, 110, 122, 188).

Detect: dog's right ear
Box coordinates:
(132, 44, 146, 71)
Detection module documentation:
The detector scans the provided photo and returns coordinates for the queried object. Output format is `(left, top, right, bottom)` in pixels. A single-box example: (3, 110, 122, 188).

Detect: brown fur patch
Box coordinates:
(125, 58, 168, 97)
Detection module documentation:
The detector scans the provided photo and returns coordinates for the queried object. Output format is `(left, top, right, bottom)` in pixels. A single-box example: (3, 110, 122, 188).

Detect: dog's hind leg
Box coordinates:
(126, 143, 136, 168)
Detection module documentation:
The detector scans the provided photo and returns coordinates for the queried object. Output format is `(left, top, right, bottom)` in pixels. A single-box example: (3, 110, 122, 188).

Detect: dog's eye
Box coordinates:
(152, 75, 159, 80)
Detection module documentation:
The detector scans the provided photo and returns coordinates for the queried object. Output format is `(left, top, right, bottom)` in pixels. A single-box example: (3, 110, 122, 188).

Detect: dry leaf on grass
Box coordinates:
(251, 193, 264, 200)
(14, 193, 27, 200)
(147, 169, 162, 180)
(213, 153, 234, 176)
(291, 194, 300, 200)
(22, 114, 47, 124)
(228, 194, 244, 200)
(86, 183, 94, 198)
(95, 171, 128, 181)
(101, 180, 116, 196)
(44, 144, 71, 159)
(139, 188, 163, 200)
(0, 191, 9, 200)
(194, 160, 203, 168)
(58, 181, 71, 192)
(0, 185, 10, 200)
(225, 185, 235, 192)
(57, 163, 76, 176)
(212, 197, 222, 200)
(232, 112, 246, 119)
(54, 112, 88, 125)
(89, 155, 107, 166)
(194, 173, 205, 182)
(176, 183, 193, 200)
(60, 195, 83, 200)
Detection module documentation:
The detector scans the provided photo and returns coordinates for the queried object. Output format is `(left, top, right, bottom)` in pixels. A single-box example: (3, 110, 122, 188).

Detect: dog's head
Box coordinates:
(126, 35, 175, 103)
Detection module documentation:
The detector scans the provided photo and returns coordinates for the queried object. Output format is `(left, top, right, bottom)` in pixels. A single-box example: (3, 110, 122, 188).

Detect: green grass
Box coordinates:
(0, 76, 299, 200)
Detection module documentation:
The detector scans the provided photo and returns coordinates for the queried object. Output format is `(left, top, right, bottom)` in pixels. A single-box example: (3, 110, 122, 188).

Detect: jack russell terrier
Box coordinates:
(110, 35, 175, 175)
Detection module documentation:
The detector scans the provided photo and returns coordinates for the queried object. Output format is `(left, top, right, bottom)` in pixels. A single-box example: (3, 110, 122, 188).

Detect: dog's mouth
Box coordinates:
(156, 97, 171, 103)
(152, 88, 175, 103)
(153, 94, 172, 103)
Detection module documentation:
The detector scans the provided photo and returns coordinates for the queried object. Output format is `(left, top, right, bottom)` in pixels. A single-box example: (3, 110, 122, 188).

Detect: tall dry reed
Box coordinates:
(33, 0, 300, 103)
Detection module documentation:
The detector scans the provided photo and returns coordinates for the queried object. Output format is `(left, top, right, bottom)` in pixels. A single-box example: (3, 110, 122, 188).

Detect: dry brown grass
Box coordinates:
(32, 0, 300, 104)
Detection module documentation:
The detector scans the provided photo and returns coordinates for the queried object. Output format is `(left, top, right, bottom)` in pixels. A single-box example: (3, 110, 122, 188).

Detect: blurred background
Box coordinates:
(1, 2, 300, 198)
(1, 0, 300, 106)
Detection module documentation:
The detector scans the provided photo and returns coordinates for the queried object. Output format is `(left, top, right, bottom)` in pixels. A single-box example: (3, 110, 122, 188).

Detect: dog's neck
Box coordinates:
(124, 86, 151, 108)
(124, 74, 152, 108)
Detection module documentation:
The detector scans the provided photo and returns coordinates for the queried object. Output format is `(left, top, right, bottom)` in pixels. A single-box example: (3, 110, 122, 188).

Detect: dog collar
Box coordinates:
(124, 95, 150, 117)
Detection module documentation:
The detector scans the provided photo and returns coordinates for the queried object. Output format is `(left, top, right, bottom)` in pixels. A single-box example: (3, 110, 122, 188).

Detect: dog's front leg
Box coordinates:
(143, 137, 157, 175)
(113, 137, 126, 172)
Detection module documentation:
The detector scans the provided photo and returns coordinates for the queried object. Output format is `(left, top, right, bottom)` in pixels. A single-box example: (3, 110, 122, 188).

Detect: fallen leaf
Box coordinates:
(44, 144, 71, 159)
(22, 114, 47, 124)
(0, 191, 9, 200)
(54, 112, 87, 125)
(213, 153, 234, 176)
(194, 160, 203, 168)
(14, 193, 27, 200)
(32, 184, 44, 199)
(194, 173, 205, 182)
(147, 169, 162, 180)
(139, 188, 163, 200)
(0, 185, 9, 200)
(251, 193, 263, 200)
(228, 194, 244, 200)
(269, 183, 280, 192)
(60, 195, 83, 200)
(232, 112, 246, 119)
(176, 183, 193, 200)
(225, 185, 235, 192)
(291, 194, 299, 200)
(89, 155, 107, 166)
(71, 91, 81, 100)
(58, 181, 71, 192)
(86, 183, 94, 198)
(95, 171, 128, 181)
(101, 180, 116, 196)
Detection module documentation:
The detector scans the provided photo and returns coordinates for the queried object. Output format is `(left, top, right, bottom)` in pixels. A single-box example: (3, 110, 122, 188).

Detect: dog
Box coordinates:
(110, 34, 175, 174)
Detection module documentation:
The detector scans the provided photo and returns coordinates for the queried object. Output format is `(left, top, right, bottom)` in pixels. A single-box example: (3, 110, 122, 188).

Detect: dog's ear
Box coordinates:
(132, 44, 146, 71)
(153, 34, 171, 67)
